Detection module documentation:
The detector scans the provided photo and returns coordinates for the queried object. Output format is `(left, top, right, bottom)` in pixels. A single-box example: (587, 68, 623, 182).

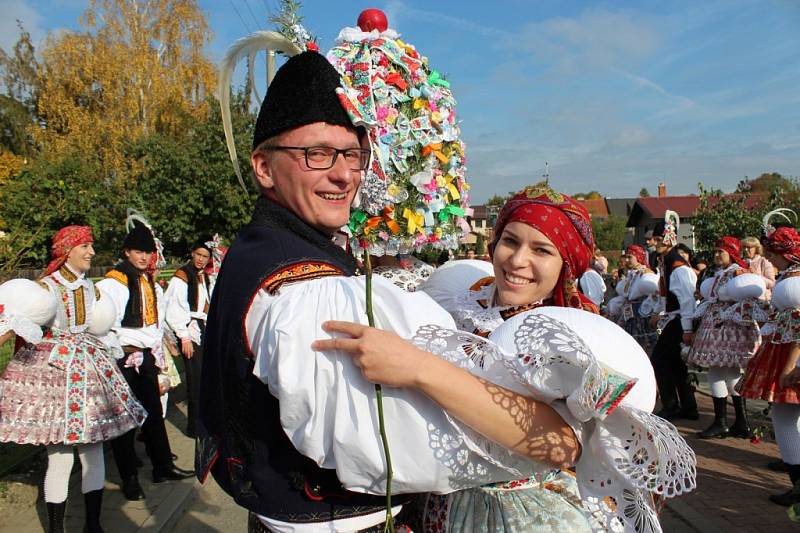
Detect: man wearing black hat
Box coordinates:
(196, 48, 400, 532)
(649, 218, 700, 421)
(98, 222, 194, 501)
(165, 238, 213, 438)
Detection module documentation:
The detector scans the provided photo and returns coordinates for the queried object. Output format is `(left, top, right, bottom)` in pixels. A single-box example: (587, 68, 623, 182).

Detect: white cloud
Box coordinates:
(611, 126, 651, 147)
(0, 1, 45, 54)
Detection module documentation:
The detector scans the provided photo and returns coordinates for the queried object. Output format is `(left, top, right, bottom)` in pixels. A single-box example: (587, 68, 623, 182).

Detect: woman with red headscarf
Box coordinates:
(686, 236, 764, 439)
(0, 225, 146, 533)
(610, 245, 660, 353)
(739, 215, 800, 506)
(310, 183, 694, 532)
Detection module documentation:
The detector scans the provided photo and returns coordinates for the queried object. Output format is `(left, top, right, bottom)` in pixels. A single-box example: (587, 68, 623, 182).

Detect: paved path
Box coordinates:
(0, 397, 197, 533)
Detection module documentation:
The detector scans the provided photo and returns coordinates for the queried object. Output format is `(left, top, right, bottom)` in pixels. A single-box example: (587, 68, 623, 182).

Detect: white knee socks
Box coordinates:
(44, 443, 105, 503)
(772, 403, 800, 465)
(707, 366, 742, 398)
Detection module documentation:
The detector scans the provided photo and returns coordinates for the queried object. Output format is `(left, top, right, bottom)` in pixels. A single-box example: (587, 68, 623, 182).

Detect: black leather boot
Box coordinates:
(770, 465, 800, 506)
(46, 501, 66, 533)
(697, 397, 729, 438)
(729, 396, 751, 438)
(120, 475, 145, 501)
(83, 489, 105, 533)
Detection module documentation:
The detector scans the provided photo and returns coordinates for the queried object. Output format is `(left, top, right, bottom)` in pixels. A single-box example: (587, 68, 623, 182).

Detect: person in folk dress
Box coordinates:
(686, 236, 762, 439)
(739, 217, 800, 506)
(0, 226, 146, 533)
(614, 245, 660, 354)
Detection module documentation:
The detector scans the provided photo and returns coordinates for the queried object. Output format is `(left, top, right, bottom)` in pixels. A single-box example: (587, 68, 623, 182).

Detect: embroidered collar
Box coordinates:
(53, 264, 88, 290)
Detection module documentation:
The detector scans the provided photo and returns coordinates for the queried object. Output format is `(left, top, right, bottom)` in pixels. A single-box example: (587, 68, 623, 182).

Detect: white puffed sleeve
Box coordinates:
(0, 279, 58, 343)
(412, 308, 693, 533)
(164, 277, 192, 340)
(669, 266, 698, 331)
(629, 272, 660, 300)
(773, 276, 800, 312)
(251, 275, 545, 495)
(419, 259, 494, 314)
(579, 269, 606, 306)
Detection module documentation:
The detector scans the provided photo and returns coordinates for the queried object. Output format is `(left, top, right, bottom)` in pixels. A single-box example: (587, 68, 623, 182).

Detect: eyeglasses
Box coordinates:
(264, 145, 371, 171)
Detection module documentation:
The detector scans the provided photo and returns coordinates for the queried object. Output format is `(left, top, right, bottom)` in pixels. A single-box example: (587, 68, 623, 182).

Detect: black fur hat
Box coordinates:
(122, 221, 156, 252)
(252, 51, 354, 149)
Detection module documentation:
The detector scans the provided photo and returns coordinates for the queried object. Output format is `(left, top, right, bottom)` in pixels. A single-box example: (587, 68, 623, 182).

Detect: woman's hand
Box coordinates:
(181, 338, 194, 359)
(312, 320, 434, 388)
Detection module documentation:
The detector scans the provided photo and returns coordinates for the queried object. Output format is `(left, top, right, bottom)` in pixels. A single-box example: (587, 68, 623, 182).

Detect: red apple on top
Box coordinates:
(357, 8, 388, 32)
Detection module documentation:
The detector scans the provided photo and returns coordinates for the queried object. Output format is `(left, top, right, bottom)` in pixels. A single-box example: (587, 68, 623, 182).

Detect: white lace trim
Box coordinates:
(411, 313, 697, 533)
(372, 257, 434, 293)
(0, 311, 44, 344)
(451, 283, 506, 333)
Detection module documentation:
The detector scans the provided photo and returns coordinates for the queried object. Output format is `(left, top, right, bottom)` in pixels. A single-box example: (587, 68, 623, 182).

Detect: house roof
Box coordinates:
(576, 198, 609, 217)
(470, 204, 488, 219)
(626, 193, 769, 227)
(605, 197, 637, 218)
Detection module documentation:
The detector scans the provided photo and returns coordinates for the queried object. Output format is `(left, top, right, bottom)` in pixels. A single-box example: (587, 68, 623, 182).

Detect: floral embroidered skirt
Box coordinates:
(0, 339, 146, 445)
(420, 471, 591, 533)
(687, 305, 760, 368)
(621, 316, 658, 355)
(739, 342, 800, 404)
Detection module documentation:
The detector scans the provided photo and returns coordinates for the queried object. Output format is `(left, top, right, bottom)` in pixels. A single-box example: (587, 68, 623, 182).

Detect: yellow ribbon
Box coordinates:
(403, 208, 425, 234)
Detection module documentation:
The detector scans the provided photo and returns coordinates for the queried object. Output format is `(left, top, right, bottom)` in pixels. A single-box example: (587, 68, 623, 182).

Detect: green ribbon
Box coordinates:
(438, 204, 465, 221)
(348, 210, 368, 233)
(428, 70, 450, 88)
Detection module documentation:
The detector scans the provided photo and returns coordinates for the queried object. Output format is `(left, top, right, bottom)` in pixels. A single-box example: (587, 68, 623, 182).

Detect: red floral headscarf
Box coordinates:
(715, 236, 748, 269)
(45, 225, 93, 276)
(764, 226, 800, 265)
(490, 183, 597, 312)
(624, 244, 647, 266)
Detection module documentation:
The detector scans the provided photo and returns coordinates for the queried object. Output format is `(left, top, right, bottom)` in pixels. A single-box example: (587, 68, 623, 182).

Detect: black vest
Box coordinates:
(176, 263, 209, 314)
(195, 198, 391, 522)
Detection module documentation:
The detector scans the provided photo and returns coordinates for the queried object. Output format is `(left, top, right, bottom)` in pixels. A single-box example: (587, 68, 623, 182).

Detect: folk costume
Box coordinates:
(650, 212, 700, 420)
(687, 236, 763, 439)
(739, 213, 800, 505)
(165, 237, 214, 437)
(205, 15, 695, 533)
(613, 245, 660, 354)
(0, 225, 146, 533)
(97, 216, 193, 502)
(413, 186, 694, 533)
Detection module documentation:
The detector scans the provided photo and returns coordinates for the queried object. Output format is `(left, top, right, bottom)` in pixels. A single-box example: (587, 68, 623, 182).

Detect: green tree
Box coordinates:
(0, 21, 39, 156)
(692, 183, 796, 251)
(638, 187, 650, 197)
(736, 172, 796, 194)
(573, 190, 602, 200)
(592, 214, 627, 251)
(130, 96, 256, 258)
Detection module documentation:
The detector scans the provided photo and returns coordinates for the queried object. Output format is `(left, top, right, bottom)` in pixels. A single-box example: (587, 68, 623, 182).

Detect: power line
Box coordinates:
(242, 0, 264, 30)
(228, 0, 254, 33)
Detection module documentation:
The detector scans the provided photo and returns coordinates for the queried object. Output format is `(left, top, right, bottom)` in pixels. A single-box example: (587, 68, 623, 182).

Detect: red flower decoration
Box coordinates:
(306, 41, 320, 52)
(67, 432, 78, 442)
(71, 372, 81, 383)
(105, 369, 113, 378)
(121, 393, 128, 401)
(70, 402, 80, 413)
(750, 437, 761, 445)
(59, 346, 69, 355)
(0, 304, 5, 314)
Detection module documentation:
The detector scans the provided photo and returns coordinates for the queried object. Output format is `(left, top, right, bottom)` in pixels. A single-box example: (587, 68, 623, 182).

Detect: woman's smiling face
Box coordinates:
(492, 221, 563, 307)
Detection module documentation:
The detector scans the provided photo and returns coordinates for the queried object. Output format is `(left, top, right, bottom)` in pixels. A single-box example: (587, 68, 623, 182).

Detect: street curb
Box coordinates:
(139, 477, 199, 533)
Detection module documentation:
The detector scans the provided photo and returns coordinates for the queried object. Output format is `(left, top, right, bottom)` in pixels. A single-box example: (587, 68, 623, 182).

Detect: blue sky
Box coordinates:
(3, 0, 800, 203)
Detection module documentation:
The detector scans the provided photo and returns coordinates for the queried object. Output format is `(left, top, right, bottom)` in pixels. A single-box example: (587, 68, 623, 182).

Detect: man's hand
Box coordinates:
(181, 338, 194, 359)
(682, 331, 694, 345)
(649, 315, 660, 329)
